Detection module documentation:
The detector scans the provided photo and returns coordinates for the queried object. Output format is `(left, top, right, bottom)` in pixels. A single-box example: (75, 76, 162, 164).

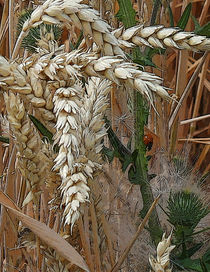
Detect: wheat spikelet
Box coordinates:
(70, 50, 171, 101)
(33, 49, 171, 103)
(149, 232, 175, 272)
(4, 46, 170, 115)
(53, 78, 110, 228)
(4, 92, 43, 205)
(40, 140, 61, 200)
(0, 56, 32, 94)
(0, 25, 66, 133)
(115, 25, 210, 51)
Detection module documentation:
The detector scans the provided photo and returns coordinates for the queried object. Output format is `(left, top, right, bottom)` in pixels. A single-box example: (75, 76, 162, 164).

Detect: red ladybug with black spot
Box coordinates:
(143, 133, 153, 151)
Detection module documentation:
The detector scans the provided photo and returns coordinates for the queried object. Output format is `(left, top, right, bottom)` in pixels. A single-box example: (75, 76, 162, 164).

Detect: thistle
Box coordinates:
(167, 191, 209, 241)
(17, 9, 62, 53)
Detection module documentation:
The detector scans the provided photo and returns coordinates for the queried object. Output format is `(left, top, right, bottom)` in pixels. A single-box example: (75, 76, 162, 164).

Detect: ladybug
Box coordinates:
(143, 133, 153, 151)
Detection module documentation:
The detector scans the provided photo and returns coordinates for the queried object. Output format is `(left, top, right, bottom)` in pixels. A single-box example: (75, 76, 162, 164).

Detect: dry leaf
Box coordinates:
(0, 191, 89, 272)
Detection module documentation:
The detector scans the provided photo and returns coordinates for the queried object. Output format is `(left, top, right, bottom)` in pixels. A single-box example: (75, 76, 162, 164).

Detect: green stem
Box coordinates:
(150, 0, 162, 25)
(134, 91, 162, 244)
(117, 0, 162, 244)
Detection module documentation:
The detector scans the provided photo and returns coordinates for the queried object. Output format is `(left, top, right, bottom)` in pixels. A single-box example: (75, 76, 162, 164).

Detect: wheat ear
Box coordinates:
(0, 55, 57, 133)
(115, 25, 210, 51)
(4, 92, 44, 205)
(13, 0, 210, 61)
(149, 232, 175, 272)
(53, 77, 110, 228)
(31, 49, 171, 104)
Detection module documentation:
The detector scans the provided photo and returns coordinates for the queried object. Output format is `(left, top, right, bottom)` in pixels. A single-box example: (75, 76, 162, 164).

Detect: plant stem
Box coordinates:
(134, 90, 162, 244)
(117, 0, 162, 244)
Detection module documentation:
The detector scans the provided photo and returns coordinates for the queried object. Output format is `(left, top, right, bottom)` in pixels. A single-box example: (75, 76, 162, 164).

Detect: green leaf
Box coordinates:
(192, 15, 210, 37)
(192, 15, 201, 31)
(116, 0, 136, 28)
(0, 136, 9, 144)
(186, 243, 203, 258)
(122, 149, 138, 172)
(167, 1, 174, 27)
(177, 258, 202, 272)
(195, 22, 210, 37)
(102, 146, 115, 163)
(104, 116, 131, 159)
(177, 3, 192, 30)
(150, 0, 162, 25)
(203, 248, 210, 264)
(122, 156, 133, 172)
(133, 55, 156, 67)
(29, 115, 53, 143)
(200, 258, 208, 272)
(128, 165, 140, 184)
(146, 47, 165, 58)
(176, 252, 210, 272)
(141, 47, 166, 67)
